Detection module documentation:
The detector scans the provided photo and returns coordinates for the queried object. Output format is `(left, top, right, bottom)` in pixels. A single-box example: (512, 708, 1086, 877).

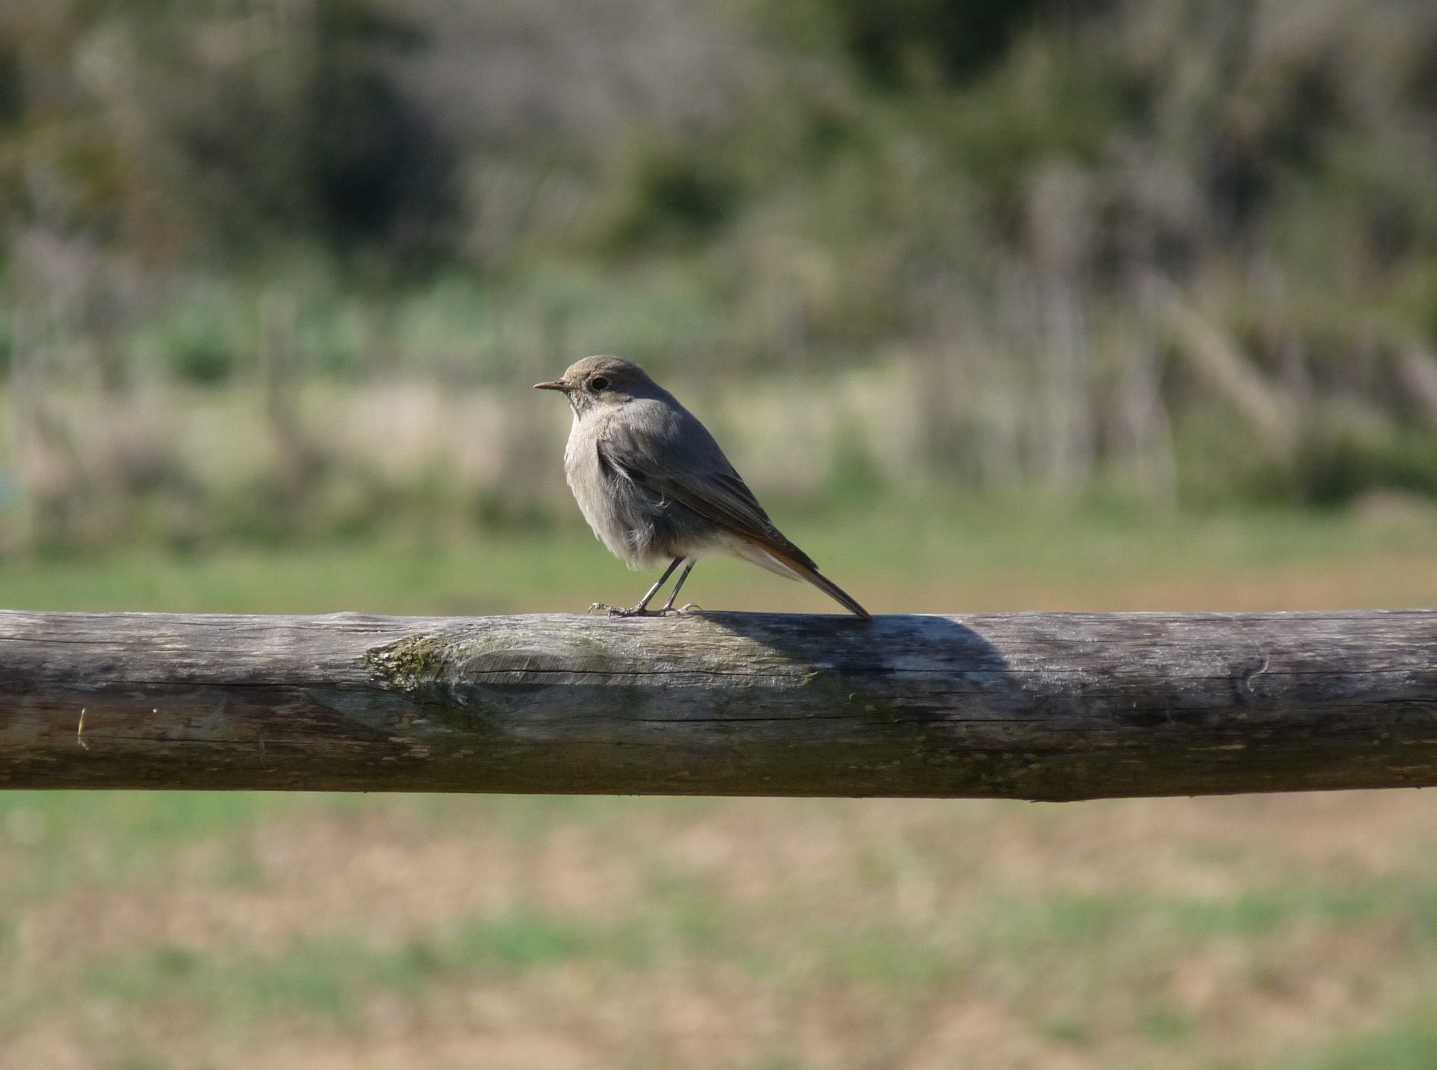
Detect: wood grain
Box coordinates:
(2, 610, 1435, 798)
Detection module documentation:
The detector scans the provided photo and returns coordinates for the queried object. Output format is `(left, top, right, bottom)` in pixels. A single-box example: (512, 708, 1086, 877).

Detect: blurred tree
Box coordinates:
(169, 0, 458, 271)
(305, 0, 457, 266)
(0, 0, 458, 273)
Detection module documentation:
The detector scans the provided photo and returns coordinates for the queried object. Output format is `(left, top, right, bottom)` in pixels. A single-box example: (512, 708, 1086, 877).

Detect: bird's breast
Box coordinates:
(563, 415, 646, 567)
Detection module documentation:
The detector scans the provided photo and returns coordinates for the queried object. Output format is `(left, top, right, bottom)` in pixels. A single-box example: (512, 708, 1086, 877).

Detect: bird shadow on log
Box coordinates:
(688, 611, 1011, 682)
(677, 612, 1026, 795)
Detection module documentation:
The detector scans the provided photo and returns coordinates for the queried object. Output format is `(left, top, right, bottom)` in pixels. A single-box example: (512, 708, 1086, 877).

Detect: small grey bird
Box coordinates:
(535, 355, 869, 617)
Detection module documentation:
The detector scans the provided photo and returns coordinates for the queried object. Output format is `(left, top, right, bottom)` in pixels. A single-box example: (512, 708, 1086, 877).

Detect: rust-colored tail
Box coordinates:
(740, 538, 870, 618)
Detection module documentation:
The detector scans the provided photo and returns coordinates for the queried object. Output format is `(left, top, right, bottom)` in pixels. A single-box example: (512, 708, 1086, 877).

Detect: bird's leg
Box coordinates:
(659, 560, 697, 613)
(606, 556, 683, 617)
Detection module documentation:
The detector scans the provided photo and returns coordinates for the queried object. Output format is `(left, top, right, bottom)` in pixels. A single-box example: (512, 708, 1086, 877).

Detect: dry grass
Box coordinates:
(5, 793, 1437, 1069)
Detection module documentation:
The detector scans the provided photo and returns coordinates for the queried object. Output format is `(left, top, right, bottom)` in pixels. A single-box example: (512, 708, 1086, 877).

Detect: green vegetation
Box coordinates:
(1285, 1018, 1437, 1070)
(4, 498, 1436, 614)
(70, 914, 605, 1027)
(5, 1, 1437, 554)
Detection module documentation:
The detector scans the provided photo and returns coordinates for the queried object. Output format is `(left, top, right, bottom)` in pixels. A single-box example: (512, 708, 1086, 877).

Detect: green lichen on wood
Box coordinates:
(365, 633, 453, 692)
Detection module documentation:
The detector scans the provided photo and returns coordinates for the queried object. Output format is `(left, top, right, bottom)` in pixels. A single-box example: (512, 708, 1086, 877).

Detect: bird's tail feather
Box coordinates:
(738, 539, 870, 618)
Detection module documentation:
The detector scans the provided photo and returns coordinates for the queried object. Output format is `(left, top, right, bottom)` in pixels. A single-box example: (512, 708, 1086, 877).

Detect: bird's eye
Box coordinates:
(589, 375, 610, 391)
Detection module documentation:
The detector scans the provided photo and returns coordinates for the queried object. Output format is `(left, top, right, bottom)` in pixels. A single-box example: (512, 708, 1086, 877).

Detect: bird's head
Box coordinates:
(533, 355, 661, 415)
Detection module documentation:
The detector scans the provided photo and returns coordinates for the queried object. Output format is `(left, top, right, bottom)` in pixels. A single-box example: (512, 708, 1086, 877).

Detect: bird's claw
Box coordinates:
(587, 602, 701, 618)
(587, 601, 648, 617)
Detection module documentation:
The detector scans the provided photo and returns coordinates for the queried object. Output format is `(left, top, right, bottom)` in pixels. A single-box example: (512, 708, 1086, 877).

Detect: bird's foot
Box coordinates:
(606, 603, 663, 618)
(658, 602, 703, 615)
(588, 601, 700, 618)
(583, 597, 635, 614)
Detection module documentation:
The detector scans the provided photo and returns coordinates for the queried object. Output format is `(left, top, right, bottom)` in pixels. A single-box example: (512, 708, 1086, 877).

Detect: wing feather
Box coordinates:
(596, 400, 818, 571)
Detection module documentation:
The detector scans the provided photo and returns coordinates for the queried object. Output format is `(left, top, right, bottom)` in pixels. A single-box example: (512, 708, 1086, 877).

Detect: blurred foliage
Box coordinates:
(824, 0, 1113, 88)
(589, 133, 740, 253)
(3, 0, 1437, 551)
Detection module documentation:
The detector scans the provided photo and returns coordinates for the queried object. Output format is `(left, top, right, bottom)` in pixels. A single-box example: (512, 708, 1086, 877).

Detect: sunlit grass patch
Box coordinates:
(0, 790, 725, 923)
(11, 912, 610, 1033)
(1276, 1012, 1437, 1070)
(5, 797, 1437, 1066)
(3, 498, 1435, 617)
(0, 792, 289, 908)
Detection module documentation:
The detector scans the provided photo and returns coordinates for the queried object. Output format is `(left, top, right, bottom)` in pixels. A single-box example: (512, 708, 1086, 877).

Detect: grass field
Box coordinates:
(4, 499, 1437, 1069)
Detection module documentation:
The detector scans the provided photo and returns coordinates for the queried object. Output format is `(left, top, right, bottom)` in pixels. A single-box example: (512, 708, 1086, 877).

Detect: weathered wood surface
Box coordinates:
(2, 609, 1435, 799)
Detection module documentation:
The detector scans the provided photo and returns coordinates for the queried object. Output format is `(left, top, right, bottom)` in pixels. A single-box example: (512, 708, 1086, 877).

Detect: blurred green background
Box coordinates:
(4, 1, 1437, 1067)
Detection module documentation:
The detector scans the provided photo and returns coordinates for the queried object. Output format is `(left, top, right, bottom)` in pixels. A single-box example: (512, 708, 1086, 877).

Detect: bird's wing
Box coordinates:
(596, 401, 819, 570)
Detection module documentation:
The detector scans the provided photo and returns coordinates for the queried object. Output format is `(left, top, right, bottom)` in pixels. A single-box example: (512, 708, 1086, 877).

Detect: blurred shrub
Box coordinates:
(588, 134, 739, 252)
(1296, 429, 1437, 508)
(147, 314, 242, 387)
(165, 333, 236, 387)
(0, 0, 458, 273)
(824, 0, 1111, 87)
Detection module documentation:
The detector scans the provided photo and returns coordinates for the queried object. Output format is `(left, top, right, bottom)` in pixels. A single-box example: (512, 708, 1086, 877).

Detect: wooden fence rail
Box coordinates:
(2, 609, 1435, 798)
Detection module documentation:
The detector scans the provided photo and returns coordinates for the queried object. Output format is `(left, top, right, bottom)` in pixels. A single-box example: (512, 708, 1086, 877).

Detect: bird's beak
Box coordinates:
(532, 379, 567, 392)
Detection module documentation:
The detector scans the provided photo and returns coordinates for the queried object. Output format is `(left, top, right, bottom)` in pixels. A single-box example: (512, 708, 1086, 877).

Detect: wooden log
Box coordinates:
(2, 609, 1435, 799)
